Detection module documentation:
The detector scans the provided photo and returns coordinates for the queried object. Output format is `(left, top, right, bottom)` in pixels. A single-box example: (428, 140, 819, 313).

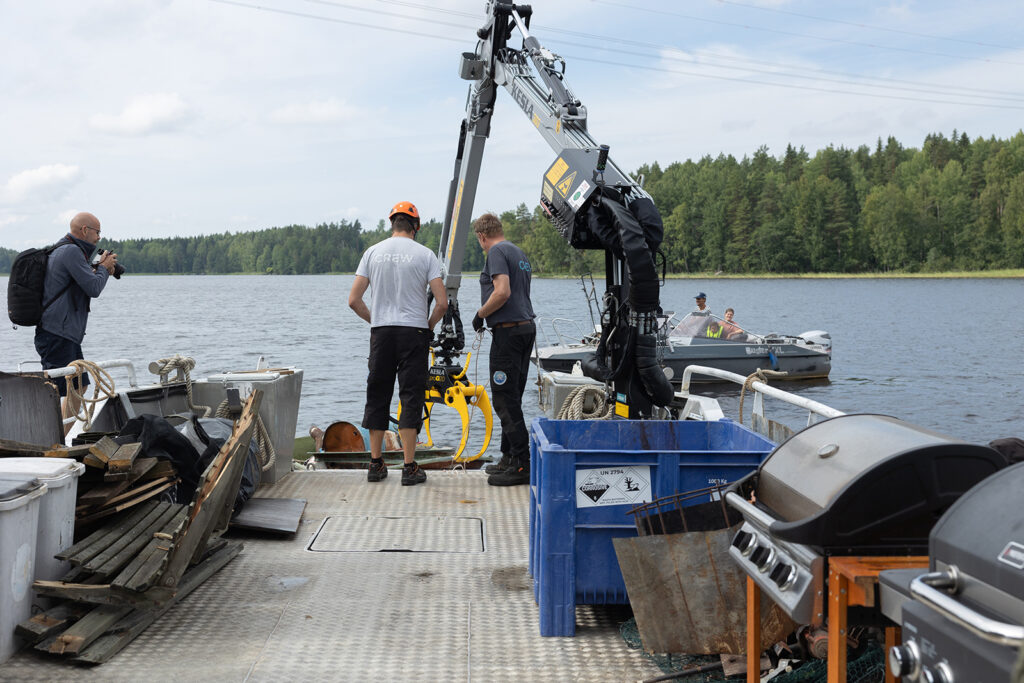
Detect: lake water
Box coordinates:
(2, 275, 1022, 451)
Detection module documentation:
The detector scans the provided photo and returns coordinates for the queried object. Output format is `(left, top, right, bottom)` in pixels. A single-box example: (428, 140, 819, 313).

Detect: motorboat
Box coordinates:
(534, 311, 831, 383)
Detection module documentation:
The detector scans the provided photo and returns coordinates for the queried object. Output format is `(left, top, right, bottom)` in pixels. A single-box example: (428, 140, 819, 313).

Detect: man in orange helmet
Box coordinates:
(349, 201, 448, 486)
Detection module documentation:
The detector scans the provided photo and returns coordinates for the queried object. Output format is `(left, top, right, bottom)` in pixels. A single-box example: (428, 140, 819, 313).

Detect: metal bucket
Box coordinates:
(613, 486, 794, 655)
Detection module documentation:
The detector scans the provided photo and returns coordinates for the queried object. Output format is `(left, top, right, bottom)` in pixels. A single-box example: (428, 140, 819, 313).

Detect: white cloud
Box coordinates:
(56, 209, 81, 226)
(269, 98, 361, 125)
(89, 93, 191, 135)
(3, 164, 82, 203)
(0, 214, 25, 227)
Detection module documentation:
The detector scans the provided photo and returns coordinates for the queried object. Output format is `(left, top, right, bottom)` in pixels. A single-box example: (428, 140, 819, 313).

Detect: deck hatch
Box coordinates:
(308, 515, 485, 552)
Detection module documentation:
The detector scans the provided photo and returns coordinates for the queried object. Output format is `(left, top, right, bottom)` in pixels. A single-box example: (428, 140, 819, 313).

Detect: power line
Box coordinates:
(591, 0, 1024, 67)
(208, 0, 1024, 110)
(713, 0, 1021, 52)
(365, 0, 1024, 100)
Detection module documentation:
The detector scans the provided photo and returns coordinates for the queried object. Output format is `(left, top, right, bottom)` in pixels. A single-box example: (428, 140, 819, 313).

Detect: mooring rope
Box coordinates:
(556, 384, 615, 420)
(64, 359, 118, 430)
(738, 368, 789, 425)
(151, 354, 212, 417)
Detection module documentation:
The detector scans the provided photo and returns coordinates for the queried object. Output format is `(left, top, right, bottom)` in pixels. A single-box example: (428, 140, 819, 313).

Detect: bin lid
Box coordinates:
(0, 477, 47, 511)
(0, 457, 85, 487)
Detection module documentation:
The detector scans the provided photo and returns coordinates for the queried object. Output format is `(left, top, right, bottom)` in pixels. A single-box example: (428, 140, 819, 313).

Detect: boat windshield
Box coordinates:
(669, 312, 760, 342)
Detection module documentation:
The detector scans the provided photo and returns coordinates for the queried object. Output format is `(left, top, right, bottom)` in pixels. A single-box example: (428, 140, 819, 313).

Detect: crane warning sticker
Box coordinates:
(546, 158, 569, 185)
(556, 171, 577, 198)
(576, 466, 652, 508)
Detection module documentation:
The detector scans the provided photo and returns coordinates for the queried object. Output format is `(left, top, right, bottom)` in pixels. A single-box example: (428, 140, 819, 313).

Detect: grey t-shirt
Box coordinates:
(480, 240, 535, 325)
(355, 236, 441, 328)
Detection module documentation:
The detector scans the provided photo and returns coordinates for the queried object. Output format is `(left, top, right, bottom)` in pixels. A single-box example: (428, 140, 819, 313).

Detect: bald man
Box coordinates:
(35, 212, 118, 403)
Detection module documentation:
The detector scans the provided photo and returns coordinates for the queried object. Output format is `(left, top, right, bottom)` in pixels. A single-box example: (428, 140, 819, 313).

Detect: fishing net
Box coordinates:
(619, 618, 887, 682)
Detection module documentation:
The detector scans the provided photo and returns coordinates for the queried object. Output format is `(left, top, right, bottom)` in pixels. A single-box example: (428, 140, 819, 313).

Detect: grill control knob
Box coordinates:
(920, 663, 953, 683)
(731, 530, 756, 555)
(750, 545, 774, 572)
(888, 639, 920, 679)
(769, 562, 797, 590)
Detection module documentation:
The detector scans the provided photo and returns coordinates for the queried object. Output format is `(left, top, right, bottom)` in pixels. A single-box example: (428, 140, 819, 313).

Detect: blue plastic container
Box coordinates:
(528, 417, 775, 636)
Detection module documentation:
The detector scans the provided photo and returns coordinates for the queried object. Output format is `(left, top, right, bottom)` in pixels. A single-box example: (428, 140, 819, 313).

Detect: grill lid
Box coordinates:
(749, 414, 1006, 553)
(930, 461, 1024, 599)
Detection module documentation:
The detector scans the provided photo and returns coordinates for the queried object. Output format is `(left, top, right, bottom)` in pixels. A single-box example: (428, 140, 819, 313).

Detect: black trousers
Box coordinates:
(362, 326, 430, 431)
(489, 322, 536, 465)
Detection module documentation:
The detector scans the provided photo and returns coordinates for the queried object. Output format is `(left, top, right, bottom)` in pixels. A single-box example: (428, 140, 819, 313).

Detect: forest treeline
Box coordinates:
(3, 130, 1023, 275)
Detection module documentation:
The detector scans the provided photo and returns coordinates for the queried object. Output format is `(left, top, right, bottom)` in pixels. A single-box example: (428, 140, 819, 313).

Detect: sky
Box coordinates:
(2, 0, 1023, 249)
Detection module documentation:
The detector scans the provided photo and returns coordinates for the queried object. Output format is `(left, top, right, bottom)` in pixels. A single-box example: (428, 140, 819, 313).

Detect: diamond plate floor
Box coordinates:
(1, 471, 664, 682)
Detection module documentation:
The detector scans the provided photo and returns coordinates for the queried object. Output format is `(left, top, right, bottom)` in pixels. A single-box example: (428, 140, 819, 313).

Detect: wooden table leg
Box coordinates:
(884, 626, 901, 683)
(747, 576, 761, 683)
(828, 565, 848, 683)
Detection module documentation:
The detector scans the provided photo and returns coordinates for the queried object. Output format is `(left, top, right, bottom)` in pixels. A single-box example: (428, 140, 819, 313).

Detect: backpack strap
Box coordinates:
(40, 237, 86, 312)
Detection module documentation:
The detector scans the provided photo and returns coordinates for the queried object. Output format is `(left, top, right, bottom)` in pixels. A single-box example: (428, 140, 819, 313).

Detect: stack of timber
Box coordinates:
(75, 437, 179, 526)
(16, 391, 263, 666)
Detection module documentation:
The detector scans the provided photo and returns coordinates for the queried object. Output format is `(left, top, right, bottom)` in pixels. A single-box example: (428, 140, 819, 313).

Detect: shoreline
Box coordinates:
(3, 269, 1018, 279)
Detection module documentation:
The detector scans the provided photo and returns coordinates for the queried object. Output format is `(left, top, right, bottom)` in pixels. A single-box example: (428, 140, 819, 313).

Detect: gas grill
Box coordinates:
(725, 414, 1005, 625)
(884, 461, 1024, 682)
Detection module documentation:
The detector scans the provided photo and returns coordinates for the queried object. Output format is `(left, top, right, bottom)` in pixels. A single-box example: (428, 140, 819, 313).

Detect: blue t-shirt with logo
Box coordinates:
(480, 240, 535, 325)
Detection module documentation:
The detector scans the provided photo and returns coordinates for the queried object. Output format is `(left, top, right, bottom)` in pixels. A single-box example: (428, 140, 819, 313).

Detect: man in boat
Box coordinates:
(349, 201, 448, 487)
(692, 292, 711, 314)
(35, 212, 119, 426)
(472, 213, 536, 487)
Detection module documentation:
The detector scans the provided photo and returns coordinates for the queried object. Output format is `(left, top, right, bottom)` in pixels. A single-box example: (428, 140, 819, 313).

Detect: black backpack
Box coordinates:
(6, 237, 74, 327)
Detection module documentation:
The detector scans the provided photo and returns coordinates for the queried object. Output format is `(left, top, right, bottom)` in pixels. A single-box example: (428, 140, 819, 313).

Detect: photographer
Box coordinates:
(35, 212, 120, 404)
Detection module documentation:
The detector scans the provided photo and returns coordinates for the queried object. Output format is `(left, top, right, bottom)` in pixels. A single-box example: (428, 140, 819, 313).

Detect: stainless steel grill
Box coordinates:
(726, 414, 1005, 624)
(885, 461, 1024, 682)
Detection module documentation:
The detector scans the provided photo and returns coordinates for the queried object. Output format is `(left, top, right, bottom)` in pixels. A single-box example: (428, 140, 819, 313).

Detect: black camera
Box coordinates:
(97, 250, 126, 279)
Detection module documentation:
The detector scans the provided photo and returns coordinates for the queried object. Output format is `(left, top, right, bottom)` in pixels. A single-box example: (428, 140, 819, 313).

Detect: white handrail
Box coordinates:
(44, 358, 139, 388)
(680, 364, 843, 420)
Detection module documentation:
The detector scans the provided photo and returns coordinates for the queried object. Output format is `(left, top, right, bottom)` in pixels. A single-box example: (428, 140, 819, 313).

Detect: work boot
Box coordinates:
(487, 459, 529, 486)
(401, 461, 427, 486)
(484, 453, 511, 474)
(367, 458, 388, 482)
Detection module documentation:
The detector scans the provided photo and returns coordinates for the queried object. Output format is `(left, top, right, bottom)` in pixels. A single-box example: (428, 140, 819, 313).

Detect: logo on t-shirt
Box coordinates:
(518, 259, 532, 272)
(372, 253, 414, 264)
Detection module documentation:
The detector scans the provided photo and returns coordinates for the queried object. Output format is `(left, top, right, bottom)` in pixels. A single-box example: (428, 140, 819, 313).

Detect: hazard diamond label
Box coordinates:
(576, 466, 652, 508)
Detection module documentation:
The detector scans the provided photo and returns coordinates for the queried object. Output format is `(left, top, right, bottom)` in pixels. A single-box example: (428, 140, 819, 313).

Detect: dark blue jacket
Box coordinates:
(39, 234, 109, 343)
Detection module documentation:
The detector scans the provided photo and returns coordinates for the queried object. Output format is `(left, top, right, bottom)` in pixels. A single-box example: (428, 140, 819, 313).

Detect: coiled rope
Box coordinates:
(738, 369, 789, 425)
(151, 354, 212, 417)
(64, 360, 118, 430)
(215, 399, 276, 474)
(556, 385, 615, 420)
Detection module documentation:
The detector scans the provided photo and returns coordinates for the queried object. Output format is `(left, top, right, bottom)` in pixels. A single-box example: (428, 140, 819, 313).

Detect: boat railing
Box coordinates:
(19, 358, 140, 389)
(677, 365, 843, 440)
(537, 317, 594, 348)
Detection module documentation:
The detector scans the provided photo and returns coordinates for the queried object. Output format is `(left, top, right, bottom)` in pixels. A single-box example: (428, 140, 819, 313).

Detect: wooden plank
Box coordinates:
(107, 442, 141, 473)
(47, 604, 133, 656)
(15, 602, 90, 644)
(746, 576, 760, 683)
(112, 506, 188, 592)
(139, 459, 177, 480)
(59, 500, 162, 563)
(86, 436, 119, 465)
(77, 456, 158, 508)
(76, 480, 178, 526)
(72, 540, 243, 665)
(98, 477, 175, 509)
(32, 581, 166, 609)
(86, 503, 184, 579)
(230, 497, 306, 535)
(0, 437, 56, 456)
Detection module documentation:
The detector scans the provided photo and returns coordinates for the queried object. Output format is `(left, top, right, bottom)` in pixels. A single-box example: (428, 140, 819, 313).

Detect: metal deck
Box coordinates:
(2, 470, 664, 682)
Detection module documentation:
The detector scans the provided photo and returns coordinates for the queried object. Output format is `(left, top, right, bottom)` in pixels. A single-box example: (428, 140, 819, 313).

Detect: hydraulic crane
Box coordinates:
(434, 1, 675, 418)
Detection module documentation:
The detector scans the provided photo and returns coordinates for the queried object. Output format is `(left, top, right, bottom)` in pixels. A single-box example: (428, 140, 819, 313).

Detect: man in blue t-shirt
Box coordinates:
(471, 213, 536, 486)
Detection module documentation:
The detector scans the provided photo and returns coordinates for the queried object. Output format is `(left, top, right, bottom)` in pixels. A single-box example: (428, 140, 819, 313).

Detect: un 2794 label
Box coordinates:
(575, 466, 652, 508)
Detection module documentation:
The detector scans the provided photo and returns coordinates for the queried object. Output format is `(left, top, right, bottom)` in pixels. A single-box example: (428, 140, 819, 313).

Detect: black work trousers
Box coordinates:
(362, 326, 430, 431)
(488, 322, 536, 465)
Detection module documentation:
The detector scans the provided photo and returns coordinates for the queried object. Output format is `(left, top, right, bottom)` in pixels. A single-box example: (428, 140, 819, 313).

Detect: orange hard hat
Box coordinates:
(389, 201, 419, 221)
